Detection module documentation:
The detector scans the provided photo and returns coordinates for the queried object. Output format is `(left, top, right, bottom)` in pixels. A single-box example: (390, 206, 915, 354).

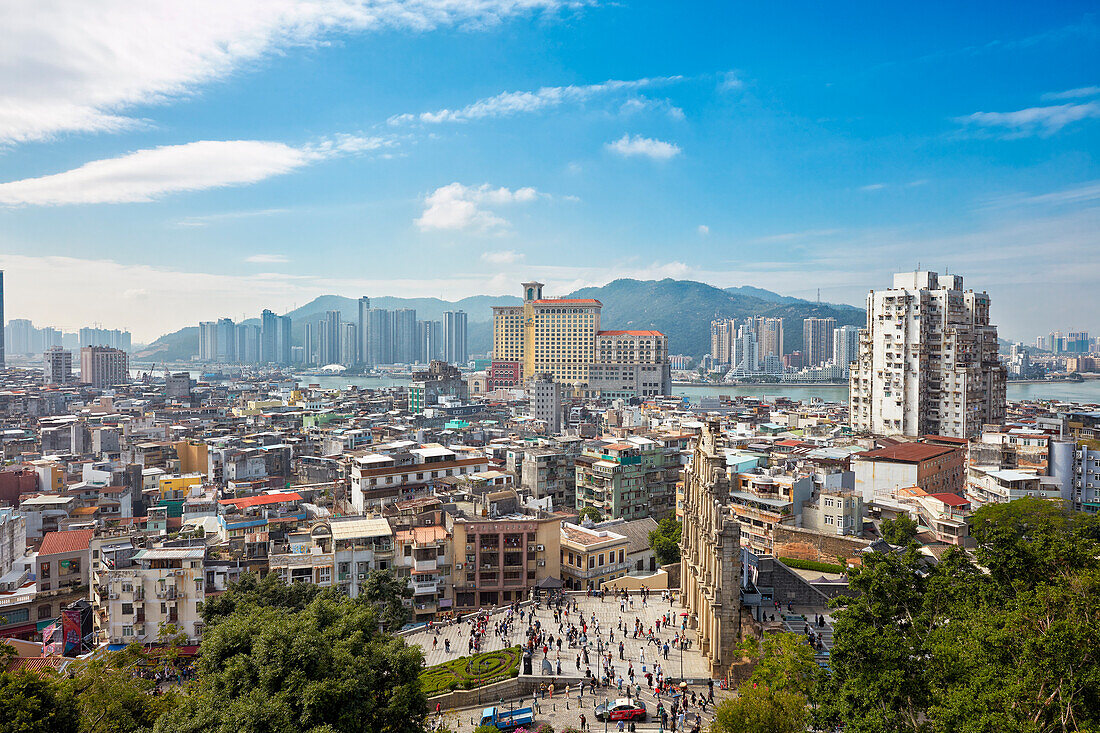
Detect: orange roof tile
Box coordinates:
(39, 529, 95, 556)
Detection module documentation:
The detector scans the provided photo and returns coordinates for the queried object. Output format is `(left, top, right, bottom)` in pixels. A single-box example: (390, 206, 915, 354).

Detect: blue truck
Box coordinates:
(479, 706, 535, 731)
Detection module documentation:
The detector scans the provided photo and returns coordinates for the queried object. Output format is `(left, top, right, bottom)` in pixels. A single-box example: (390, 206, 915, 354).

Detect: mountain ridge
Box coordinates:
(134, 279, 865, 362)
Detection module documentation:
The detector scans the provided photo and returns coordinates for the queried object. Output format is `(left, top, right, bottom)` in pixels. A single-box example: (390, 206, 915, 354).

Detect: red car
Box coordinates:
(595, 699, 647, 722)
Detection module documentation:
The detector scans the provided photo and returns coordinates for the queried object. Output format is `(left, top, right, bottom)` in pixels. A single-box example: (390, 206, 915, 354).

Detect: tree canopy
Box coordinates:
(155, 580, 425, 733)
(816, 498, 1100, 732)
(648, 516, 682, 565)
(879, 513, 919, 546)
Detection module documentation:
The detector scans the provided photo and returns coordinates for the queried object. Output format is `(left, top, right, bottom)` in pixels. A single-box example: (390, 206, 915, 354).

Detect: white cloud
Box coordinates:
(0, 134, 392, 206)
(0, 140, 318, 205)
(697, 225, 709, 236)
(245, 254, 290, 264)
(389, 76, 683, 125)
(1042, 86, 1100, 101)
(481, 250, 524, 264)
(0, 0, 588, 145)
(606, 134, 681, 160)
(416, 183, 540, 232)
(718, 71, 744, 92)
(957, 101, 1100, 137)
(860, 183, 887, 192)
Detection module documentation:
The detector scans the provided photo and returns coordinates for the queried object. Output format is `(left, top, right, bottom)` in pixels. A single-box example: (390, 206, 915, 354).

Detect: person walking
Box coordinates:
(580, 713, 587, 732)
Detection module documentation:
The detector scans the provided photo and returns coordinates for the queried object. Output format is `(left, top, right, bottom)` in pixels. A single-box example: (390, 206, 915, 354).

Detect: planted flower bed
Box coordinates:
(420, 646, 523, 696)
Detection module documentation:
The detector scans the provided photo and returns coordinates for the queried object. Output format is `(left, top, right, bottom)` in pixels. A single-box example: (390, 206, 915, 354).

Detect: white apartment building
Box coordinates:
(268, 518, 396, 598)
(849, 271, 1007, 438)
(1072, 445, 1100, 512)
(349, 446, 490, 513)
(530, 376, 563, 433)
(97, 546, 207, 645)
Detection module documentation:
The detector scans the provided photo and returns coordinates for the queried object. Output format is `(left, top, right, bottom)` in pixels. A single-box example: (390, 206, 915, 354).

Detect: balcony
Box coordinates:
(413, 559, 437, 573)
(412, 581, 438, 596)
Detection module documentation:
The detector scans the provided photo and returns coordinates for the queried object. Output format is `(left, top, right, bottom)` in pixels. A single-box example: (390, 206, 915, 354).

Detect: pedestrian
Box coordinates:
(580, 713, 587, 732)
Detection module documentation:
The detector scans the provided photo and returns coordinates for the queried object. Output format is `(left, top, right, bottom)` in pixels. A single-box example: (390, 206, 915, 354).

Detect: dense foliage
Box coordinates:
(648, 516, 682, 565)
(155, 574, 424, 733)
(0, 573, 425, 733)
(816, 498, 1100, 732)
(711, 633, 819, 733)
(879, 513, 919, 545)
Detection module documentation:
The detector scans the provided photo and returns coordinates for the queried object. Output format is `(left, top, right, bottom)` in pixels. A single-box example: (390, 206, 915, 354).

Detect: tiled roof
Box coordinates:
(929, 492, 970, 507)
(219, 492, 302, 508)
(856, 442, 957, 463)
(39, 529, 94, 556)
(6, 657, 68, 674)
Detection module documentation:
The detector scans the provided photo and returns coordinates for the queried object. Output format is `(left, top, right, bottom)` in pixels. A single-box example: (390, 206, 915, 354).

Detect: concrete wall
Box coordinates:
(773, 524, 872, 564)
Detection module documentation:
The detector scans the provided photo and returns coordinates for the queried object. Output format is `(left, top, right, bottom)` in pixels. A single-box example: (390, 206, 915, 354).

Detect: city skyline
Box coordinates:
(0, 2, 1097, 340)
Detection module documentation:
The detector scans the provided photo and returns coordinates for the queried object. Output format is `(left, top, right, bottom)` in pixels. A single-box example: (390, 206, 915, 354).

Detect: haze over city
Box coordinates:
(1, 1, 1098, 341)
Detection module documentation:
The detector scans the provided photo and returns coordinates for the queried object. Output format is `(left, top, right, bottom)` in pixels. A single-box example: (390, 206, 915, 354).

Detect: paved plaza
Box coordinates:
(408, 592, 837, 731)
(408, 591, 714, 681)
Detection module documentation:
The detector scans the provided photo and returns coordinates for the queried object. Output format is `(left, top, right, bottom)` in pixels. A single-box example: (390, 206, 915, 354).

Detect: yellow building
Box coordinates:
(492, 281, 602, 387)
(559, 522, 631, 591)
(158, 473, 203, 500)
(175, 440, 208, 476)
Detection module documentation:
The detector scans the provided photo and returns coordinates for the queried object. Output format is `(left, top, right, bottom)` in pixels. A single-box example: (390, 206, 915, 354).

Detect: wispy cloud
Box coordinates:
(606, 134, 681, 160)
(957, 101, 1100, 137)
(388, 76, 683, 125)
(0, 134, 391, 206)
(0, 0, 589, 145)
(245, 254, 290, 264)
(697, 225, 709, 236)
(1042, 86, 1100, 101)
(481, 250, 524, 264)
(174, 207, 291, 228)
(416, 183, 540, 232)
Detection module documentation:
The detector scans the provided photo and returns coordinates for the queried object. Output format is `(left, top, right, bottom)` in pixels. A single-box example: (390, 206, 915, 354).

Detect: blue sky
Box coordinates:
(1, 1, 1098, 342)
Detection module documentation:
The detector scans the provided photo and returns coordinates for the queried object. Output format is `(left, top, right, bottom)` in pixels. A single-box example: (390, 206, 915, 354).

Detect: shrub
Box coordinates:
(535, 724, 554, 733)
(420, 647, 523, 697)
(778, 557, 845, 574)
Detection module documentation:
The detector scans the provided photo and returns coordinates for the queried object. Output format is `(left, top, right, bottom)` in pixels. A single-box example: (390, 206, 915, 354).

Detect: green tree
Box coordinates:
(880, 513, 919, 546)
(968, 496, 1098, 591)
(578, 508, 602, 525)
(816, 504, 1100, 733)
(200, 571, 330, 628)
(360, 569, 414, 632)
(736, 632, 818, 697)
(154, 594, 426, 733)
(711, 685, 807, 733)
(648, 516, 681, 565)
(66, 644, 179, 733)
(0, 670, 80, 733)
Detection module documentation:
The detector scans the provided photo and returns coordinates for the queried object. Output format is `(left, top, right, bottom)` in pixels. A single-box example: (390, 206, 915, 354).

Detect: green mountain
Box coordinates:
(137, 279, 865, 363)
(569, 279, 864, 358)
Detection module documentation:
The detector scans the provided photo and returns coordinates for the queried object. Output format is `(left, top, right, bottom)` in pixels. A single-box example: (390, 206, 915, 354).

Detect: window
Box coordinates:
(37, 604, 52, 620)
(40, 562, 51, 579)
(122, 603, 133, 615)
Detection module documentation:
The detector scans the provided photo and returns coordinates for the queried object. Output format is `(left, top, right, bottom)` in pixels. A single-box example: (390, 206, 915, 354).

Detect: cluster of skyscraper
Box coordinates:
(709, 315, 861, 376)
(5, 320, 132, 356)
(198, 311, 292, 365)
(709, 317, 785, 376)
(305, 299, 468, 367)
(196, 300, 469, 367)
(1036, 331, 1095, 354)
